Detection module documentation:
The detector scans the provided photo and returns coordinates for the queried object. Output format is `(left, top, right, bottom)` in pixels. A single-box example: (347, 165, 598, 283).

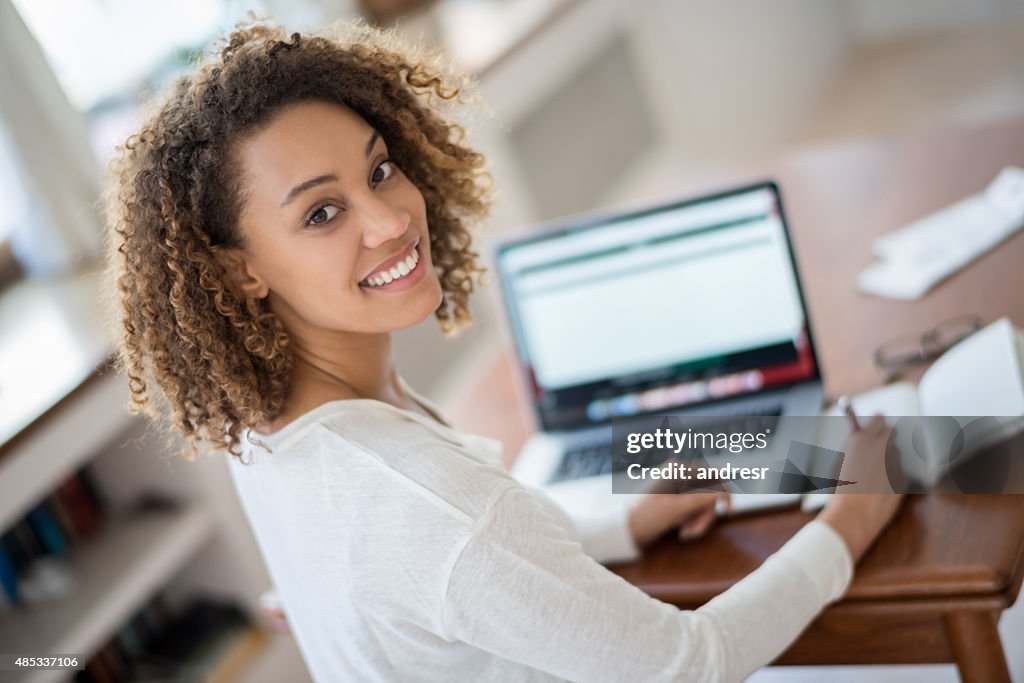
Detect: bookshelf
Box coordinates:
(1, 507, 212, 683)
(0, 274, 295, 682)
(0, 371, 134, 533)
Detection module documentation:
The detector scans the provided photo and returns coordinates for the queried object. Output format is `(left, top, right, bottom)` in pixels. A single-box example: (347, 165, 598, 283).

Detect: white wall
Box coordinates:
(397, 0, 859, 398)
(629, 0, 851, 163)
(845, 0, 1024, 44)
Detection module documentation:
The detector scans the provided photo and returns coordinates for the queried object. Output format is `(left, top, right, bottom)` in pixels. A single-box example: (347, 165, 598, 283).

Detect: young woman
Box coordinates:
(107, 22, 902, 682)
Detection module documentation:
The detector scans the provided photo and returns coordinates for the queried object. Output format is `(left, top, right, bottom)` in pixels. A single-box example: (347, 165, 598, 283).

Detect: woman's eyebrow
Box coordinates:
(280, 174, 338, 207)
(365, 129, 380, 157)
(279, 130, 382, 207)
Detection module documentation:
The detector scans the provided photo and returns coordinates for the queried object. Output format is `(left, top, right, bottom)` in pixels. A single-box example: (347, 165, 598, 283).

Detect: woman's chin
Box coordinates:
(390, 277, 445, 331)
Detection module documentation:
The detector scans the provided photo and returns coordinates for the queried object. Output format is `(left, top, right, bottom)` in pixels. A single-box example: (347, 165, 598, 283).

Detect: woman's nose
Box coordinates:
(359, 194, 411, 249)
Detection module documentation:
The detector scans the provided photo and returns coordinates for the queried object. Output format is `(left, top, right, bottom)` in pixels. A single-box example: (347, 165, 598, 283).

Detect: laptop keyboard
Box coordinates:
(550, 442, 617, 482)
(548, 407, 783, 484)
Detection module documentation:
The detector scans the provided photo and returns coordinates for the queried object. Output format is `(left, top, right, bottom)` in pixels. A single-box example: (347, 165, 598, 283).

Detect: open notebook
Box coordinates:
(810, 318, 1024, 502)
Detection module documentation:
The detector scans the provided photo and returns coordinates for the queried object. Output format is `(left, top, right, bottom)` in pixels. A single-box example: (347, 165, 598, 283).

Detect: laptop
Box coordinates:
(494, 181, 824, 514)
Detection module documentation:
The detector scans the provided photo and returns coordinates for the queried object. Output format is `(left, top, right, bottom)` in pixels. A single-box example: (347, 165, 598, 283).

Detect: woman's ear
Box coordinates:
(213, 247, 270, 299)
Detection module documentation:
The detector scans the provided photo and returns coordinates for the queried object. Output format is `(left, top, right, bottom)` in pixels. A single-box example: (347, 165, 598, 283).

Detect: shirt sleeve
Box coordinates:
(533, 485, 641, 565)
(443, 484, 852, 683)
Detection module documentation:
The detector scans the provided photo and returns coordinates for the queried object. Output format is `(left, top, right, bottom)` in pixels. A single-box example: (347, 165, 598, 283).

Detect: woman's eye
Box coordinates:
(306, 204, 340, 226)
(371, 159, 397, 186)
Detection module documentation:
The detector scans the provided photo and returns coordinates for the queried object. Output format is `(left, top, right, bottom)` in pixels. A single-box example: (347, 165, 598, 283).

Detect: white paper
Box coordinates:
(824, 382, 920, 420)
(919, 317, 1024, 416)
(857, 166, 1024, 300)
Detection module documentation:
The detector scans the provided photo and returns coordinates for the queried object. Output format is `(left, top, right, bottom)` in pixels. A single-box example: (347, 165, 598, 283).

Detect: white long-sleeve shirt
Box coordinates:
(226, 382, 853, 682)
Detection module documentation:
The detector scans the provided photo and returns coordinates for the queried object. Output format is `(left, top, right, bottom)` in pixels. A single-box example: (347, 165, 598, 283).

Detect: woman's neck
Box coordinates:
(290, 330, 400, 402)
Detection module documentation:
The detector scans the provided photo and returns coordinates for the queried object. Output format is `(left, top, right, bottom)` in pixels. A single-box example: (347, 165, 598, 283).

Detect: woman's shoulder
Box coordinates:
(258, 379, 360, 436)
(327, 412, 517, 521)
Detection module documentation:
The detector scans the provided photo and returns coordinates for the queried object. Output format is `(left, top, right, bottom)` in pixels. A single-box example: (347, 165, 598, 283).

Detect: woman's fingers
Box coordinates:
(677, 491, 732, 541)
(677, 497, 718, 538)
(865, 413, 886, 433)
(629, 491, 725, 547)
(683, 492, 728, 536)
(839, 414, 894, 486)
(678, 505, 716, 540)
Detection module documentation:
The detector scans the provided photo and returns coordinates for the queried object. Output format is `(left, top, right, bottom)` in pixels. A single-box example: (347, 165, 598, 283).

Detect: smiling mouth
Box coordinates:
(359, 241, 421, 288)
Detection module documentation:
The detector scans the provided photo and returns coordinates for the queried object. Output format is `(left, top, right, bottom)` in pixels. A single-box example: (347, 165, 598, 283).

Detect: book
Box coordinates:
(27, 501, 70, 557)
(84, 654, 114, 683)
(11, 517, 45, 562)
(0, 578, 10, 611)
(97, 643, 127, 681)
(116, 620, 145, 662)
(128, 598, 254, 681)
(0, 528, 30, 572)
(56, 472, 102, 539)
(826, 317, 1024, 486)
(47, 490, 82, 546)
(0, 542, 19, 604)
(77, 466, 108, 515)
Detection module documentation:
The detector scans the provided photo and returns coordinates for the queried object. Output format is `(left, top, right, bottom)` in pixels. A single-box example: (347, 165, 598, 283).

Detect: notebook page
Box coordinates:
(824, 383, 920, 421)
(918, 317, 1024, 417)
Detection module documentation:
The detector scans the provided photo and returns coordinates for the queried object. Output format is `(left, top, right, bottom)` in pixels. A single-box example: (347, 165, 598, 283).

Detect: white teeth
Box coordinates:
(363, 246, 420, 287)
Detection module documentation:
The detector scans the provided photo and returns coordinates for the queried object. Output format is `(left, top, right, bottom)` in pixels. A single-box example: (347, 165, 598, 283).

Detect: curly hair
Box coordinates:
(106, 21, 491, 459)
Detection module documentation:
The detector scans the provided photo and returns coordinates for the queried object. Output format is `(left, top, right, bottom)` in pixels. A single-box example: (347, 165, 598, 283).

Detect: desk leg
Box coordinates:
(944, 611, 1011, 683)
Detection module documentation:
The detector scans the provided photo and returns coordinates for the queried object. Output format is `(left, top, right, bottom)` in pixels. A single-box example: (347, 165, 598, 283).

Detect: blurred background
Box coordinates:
(1, 0, 1022, 681)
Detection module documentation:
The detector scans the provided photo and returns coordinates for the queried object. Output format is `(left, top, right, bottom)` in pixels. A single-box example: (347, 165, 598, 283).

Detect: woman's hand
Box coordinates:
(817, 415, 905, 562)
(628, 491, 730, 548)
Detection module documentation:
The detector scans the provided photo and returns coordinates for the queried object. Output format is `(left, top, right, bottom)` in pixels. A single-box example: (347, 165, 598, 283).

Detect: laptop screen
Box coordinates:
(496, 182, 820, 431)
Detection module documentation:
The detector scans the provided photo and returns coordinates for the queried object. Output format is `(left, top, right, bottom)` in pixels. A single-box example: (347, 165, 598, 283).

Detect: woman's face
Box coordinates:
(227, 100, 443, 338)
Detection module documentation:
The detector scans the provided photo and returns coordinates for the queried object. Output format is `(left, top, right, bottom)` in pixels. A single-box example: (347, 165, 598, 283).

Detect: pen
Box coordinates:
(837, 396, 860, 432)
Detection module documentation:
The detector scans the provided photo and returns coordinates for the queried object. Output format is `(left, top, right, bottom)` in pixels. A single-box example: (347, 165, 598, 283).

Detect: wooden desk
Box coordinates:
(445, 117, 1024, 682)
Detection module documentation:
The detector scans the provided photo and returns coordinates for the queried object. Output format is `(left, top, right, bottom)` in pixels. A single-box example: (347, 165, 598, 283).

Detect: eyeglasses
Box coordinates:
(874, 315, 983, 375)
